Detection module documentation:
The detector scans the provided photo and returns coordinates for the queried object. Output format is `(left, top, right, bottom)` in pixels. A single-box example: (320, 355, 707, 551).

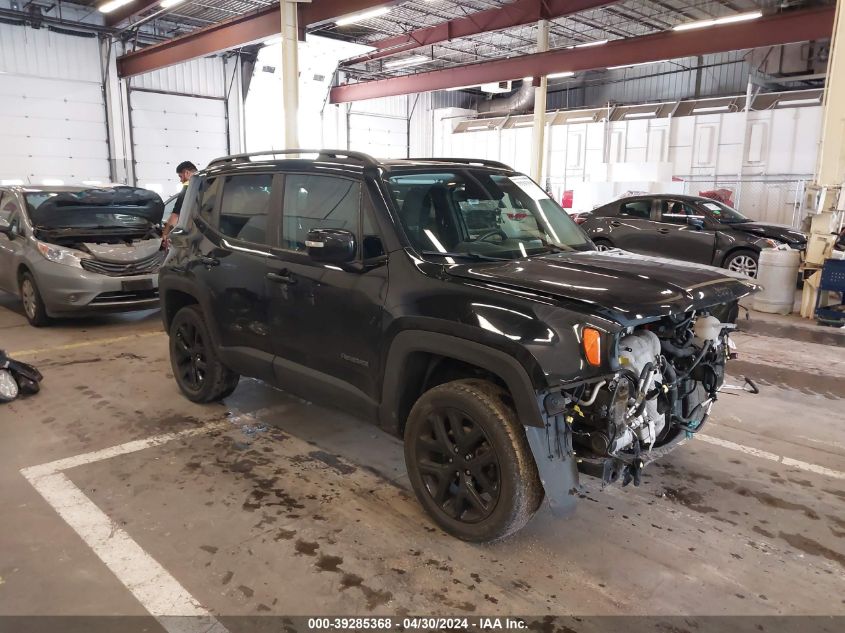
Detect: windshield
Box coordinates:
(700, 200, 750, 224)
(387, 169, 592, 260)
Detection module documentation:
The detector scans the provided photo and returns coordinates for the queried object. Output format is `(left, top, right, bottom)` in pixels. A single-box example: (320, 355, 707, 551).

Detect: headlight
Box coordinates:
(36, 241, 89, 268)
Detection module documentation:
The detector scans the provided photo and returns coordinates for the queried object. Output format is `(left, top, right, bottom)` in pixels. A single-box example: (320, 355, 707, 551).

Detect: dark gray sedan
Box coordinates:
(580, 194, 807, 277)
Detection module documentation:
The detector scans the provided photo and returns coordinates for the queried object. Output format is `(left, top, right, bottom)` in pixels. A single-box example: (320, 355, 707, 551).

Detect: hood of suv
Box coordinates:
(446, 250, 758, 324)
(730, 222, 807, 247)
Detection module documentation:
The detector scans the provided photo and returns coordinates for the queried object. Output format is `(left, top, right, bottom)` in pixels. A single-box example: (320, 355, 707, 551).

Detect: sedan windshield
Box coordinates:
(387, 169, 592, 260)
(700, 200, 751, 224)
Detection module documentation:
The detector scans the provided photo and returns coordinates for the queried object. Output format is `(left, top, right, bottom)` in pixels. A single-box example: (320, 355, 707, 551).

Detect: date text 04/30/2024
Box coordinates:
(306, 617, 528, 630)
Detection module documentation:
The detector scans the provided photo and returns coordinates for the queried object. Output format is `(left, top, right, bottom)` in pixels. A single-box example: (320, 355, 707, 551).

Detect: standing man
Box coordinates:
(163, 161, 197, 237)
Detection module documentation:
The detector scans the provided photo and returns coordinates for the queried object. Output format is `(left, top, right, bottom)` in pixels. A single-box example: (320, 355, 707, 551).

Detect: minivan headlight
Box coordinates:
(36, 241, 89, 268)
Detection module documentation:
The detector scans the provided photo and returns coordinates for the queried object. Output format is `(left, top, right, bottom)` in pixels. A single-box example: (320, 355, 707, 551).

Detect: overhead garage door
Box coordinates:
(348, 113, 407, 159)
(130, 90, 228, 197)
(0, 74, 110, 186)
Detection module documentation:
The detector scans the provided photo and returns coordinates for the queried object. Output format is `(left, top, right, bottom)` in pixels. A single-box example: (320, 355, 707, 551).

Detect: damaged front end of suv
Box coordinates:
(565, 307, 740, 488)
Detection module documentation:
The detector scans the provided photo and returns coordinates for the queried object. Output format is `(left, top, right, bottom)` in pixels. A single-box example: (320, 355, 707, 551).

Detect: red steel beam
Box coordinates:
(344, 0, 616, 66)
(330, 7, 835, 103)
(116, 0, 401, 78)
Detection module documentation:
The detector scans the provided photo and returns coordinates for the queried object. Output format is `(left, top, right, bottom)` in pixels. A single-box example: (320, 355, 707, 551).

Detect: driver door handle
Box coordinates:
(610, 221, 622, 227)
(267, 270, 296, 285)
(657, 228, 670, 234)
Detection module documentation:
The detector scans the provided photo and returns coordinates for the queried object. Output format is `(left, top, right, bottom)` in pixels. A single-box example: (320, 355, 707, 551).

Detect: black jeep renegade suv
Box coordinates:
(160, 150, 758, 541)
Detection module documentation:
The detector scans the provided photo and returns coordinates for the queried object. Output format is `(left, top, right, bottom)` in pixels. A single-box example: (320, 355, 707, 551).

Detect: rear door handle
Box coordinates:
(199, 255, 220, 267)
(657, 228, 670, 234)
(610, 221, 622, 227)
(266, 270, 296, 285)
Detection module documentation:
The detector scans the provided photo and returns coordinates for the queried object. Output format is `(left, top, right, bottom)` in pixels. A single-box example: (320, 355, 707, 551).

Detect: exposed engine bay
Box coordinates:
(568, 306, 738, 487)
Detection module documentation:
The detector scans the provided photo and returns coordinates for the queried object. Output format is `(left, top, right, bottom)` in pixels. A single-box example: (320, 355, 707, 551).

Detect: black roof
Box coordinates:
(611, 193, 721, 204)
(204, 151, 514, 174)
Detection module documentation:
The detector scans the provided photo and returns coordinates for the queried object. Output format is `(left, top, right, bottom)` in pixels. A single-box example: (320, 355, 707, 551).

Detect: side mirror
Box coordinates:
(687, 217, 705, 230)
(0, 218, 13, 238)
(306, 229, 356, 264)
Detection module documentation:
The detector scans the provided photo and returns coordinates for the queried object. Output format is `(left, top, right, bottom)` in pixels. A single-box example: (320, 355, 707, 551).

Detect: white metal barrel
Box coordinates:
(753, 248, 801, 315)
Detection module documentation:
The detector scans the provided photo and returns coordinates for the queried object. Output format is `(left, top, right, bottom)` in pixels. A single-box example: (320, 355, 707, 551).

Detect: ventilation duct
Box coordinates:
(478, 80, 535, 116)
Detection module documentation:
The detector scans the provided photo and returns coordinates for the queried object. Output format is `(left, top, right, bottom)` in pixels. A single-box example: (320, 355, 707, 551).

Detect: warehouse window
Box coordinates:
(218, 174, 273, 244)
(281, 175, 361, 252)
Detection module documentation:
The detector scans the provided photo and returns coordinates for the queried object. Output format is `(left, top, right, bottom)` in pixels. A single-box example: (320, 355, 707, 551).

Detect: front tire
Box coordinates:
(19, 272, 50, 327)
(404, 379, 543, 542)
(169, 305, 239, 403)
(724, 249, 759, 278)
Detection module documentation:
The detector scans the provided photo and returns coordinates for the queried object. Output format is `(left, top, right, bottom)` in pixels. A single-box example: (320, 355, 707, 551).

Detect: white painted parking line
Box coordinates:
(10, 331, 162, 358)
(20, 420, 232, 633)
(698, 434, 845, 480)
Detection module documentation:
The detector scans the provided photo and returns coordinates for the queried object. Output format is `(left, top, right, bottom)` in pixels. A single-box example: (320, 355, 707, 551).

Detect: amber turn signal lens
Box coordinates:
(582, 327, 602, 366)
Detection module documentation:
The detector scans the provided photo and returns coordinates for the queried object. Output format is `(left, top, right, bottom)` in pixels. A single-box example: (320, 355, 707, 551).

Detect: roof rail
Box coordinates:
(207, 149, 380, 168)
(406, 157, 514, 170)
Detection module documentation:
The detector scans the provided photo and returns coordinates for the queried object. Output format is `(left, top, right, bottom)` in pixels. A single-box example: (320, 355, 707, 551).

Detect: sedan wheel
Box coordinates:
(726, 252, 758, 278)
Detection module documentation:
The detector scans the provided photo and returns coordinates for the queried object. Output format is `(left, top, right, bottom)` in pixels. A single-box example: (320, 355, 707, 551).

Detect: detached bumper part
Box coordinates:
(525, 416, 579, 518)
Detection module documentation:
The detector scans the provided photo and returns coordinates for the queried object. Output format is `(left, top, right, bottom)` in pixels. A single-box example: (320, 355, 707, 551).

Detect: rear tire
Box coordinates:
(593, 238, 613, 252)
(404, 379, 543, 542)
(724, 249, 759, 278)
(19, 272, 50, 327)
(169, 305, 239, 403)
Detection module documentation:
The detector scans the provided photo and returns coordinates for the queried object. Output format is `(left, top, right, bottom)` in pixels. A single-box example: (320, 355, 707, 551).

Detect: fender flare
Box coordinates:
(158, 276, 221, 346)
(379, 330, 545, 434)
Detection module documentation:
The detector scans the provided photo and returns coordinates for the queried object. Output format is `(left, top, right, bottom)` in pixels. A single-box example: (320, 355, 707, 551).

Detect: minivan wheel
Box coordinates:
(19, 272, 50, 327)
(404, 379, 543, 542)
(169, 305, 239, 403)
(725, 250, 759, 278)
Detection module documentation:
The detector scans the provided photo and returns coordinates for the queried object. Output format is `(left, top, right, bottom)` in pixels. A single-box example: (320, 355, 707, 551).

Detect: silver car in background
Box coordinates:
(0, 185, 165, 326)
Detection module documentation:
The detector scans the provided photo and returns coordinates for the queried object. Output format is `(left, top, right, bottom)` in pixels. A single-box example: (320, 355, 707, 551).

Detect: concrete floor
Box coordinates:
(0, 293, 843, 623)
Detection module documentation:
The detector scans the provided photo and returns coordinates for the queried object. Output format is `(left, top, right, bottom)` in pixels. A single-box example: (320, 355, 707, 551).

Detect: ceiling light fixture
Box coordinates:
(512, 121, 535, 127)
(336, 7, 391, 26)
(608, 60, 666, 70)
(466, 124, 491, 131)
(548, 71, 575, 79)
(624, 111, 657, 119)
(776, 96, 822, 107)
(160, 0, 185, 8)
(98, 0, 133, 13)
(674, 11, 762, 32)
(692, 105, 730, 113)
(384, 55, 430, 69)
(566, 115, 595, 123)
(568, 39, 608, 49)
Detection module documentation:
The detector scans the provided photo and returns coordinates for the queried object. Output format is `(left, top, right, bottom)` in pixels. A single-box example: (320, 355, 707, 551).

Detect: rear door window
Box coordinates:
(218, 174, 274, 244)
(620, 200, 652, 219)
(281, 174, 361, 252)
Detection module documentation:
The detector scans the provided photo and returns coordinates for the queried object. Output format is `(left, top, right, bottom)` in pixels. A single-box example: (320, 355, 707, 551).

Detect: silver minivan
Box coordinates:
(0, 185, 165, 326)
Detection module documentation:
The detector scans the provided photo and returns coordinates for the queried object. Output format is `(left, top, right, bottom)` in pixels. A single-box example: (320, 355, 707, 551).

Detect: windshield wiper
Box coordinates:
(420, 250, 509, 261)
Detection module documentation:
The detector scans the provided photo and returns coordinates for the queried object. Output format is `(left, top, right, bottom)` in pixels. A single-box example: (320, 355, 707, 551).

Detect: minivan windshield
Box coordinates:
(699, 200, 750, 224)
(386, 169, 592, 260)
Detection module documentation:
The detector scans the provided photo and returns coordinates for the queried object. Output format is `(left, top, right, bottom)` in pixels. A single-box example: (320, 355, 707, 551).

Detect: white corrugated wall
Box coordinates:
(0, 23, 109, 184)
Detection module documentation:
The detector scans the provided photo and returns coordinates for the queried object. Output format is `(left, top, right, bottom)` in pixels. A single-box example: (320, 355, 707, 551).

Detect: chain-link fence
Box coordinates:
(676, 176, 811, 228)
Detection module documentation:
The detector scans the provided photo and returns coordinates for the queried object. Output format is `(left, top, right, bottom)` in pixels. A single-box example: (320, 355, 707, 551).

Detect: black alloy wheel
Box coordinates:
(169, 305, 239, 403)
(173, 318, 207, 392)
(404, 379, 543, 542)
(414, 406, 501, 523)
